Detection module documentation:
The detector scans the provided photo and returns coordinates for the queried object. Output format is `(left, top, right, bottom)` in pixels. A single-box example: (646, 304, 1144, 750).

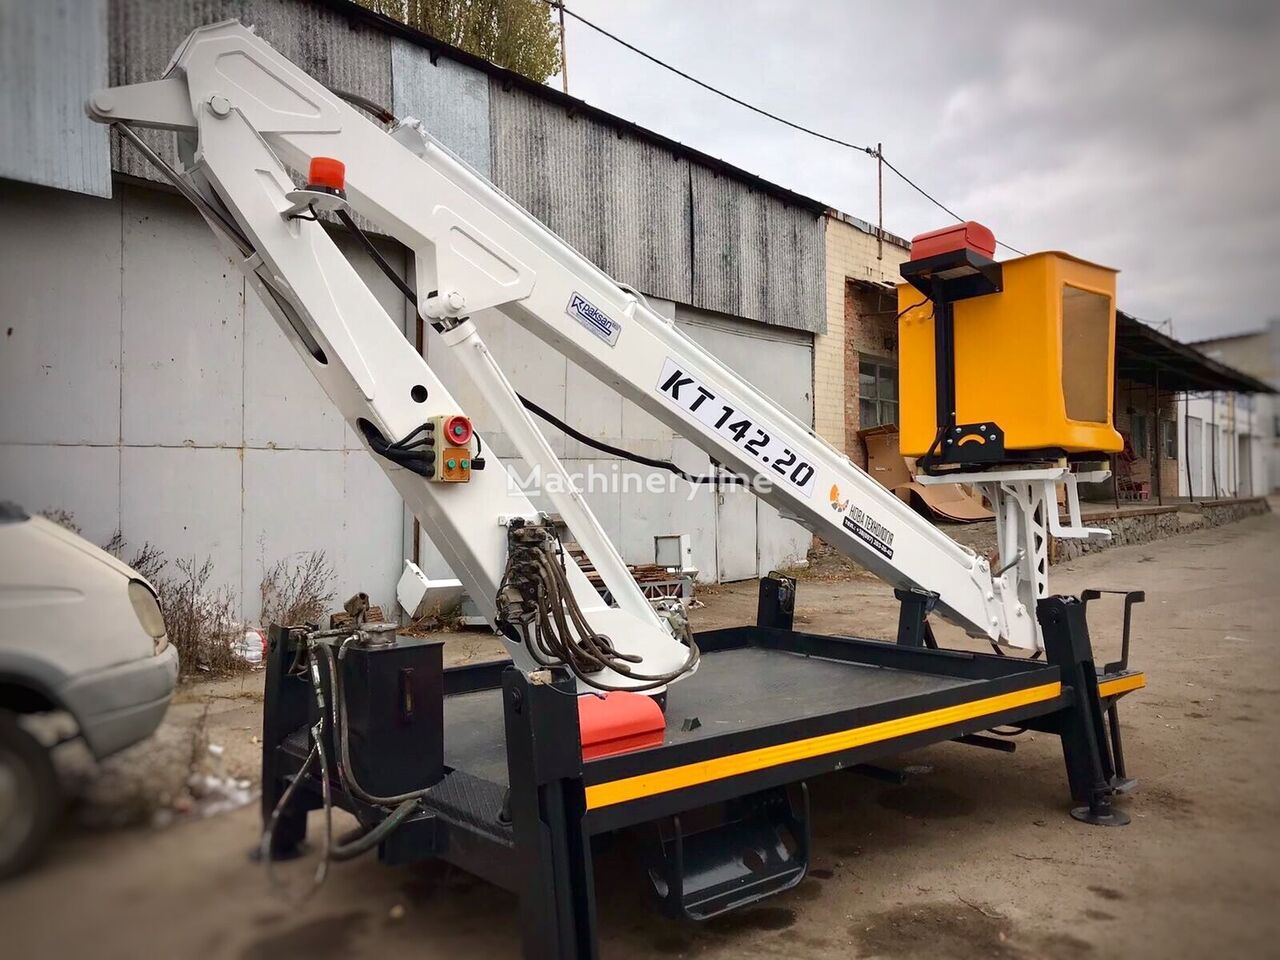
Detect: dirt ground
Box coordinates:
(2, 509, 1278, 959)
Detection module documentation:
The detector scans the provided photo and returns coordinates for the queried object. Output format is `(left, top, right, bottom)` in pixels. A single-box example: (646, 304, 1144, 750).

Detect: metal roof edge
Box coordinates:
(316, 0, 830, 214)
(1116, 312, 1276, 395)
(824, 208, 911, 250)
(1184, 329, 1269, 346)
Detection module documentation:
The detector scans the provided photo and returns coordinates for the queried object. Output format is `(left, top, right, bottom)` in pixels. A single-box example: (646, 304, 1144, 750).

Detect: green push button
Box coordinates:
(446, 458, 457, 470)
(461, 459, 470, 469)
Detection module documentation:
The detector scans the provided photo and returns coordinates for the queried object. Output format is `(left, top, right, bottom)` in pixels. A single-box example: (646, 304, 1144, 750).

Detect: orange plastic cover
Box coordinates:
(578, 691, 666, 760)
(910, 221, 996, 260)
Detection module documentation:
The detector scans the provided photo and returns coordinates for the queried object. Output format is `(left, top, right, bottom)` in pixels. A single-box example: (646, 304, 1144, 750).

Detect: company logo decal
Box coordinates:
(566, 292, 621, 346)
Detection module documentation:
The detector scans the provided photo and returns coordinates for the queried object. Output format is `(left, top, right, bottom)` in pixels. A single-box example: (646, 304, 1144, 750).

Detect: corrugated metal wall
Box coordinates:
(690, 166, 823, 332)
(108, 0, 392, 183)
(99, 0, 823, 331)
(487, 82, 825, 334)
(0, 0, 111, 197)
(390, 37, 491, 176)
(488, 84, 695, 308)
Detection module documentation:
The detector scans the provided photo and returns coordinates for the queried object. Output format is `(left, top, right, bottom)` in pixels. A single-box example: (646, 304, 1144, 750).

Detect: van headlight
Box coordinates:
(128, 579, 168, 652)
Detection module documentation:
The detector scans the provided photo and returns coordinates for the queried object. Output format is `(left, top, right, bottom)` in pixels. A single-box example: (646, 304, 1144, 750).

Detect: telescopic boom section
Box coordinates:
(89, 22, 1039, 678)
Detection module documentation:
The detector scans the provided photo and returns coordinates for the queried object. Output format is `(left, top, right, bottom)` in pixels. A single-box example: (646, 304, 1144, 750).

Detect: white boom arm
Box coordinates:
(90, 21, 1089, 685)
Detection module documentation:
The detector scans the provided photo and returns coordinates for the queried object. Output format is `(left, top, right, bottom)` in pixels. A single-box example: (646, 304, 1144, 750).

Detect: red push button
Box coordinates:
(445, 415, 473, 446)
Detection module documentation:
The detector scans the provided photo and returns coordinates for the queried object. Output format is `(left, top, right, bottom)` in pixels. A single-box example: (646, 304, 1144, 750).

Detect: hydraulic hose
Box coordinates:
(260, 638, 434, 901)
(327, 797, 420, 861)
(497, 520, 699, 692)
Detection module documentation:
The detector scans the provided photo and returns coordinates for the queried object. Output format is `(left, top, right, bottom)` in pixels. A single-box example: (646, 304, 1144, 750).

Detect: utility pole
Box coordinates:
(557, 2, 569, 94)
(876, 141, 883, 261)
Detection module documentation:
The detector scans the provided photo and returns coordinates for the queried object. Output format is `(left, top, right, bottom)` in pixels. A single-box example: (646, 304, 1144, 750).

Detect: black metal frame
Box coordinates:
(895, 586, 939, 647)
(258, 577, 1144, 959)
(901, 249, 1007, 470)
(1082, 589, 1145, 793)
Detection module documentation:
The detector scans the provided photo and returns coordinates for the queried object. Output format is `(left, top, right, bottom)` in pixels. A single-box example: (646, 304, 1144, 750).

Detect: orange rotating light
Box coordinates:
(307, 156, 346, 193)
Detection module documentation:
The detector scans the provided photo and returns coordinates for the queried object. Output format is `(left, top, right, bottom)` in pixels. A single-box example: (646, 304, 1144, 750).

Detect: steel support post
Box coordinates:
(503, 666, 599, 959)
(756, 575, 796, 631)
(259, 624, 312, 857)
(1037, 597, 1129, 826)
(894, 587, 940, 647)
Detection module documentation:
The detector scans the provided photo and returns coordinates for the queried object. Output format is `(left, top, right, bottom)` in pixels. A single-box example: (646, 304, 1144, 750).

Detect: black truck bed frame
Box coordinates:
(259, 580, 1144, 959)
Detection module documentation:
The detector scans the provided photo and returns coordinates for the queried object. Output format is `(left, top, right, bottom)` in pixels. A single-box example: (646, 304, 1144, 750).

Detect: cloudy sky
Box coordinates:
(549, 0, 1279, 340)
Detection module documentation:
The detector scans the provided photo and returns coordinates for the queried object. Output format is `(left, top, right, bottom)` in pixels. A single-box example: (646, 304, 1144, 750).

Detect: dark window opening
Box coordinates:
(1161, 420, 1178, 460)
(859, 357, 898, 429)
(1132, 413, 1149, 459)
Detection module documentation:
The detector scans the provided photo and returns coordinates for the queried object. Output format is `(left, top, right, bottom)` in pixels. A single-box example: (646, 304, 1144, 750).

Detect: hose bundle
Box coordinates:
(260, 632, 433, 901)
(496, 519, 698, 692)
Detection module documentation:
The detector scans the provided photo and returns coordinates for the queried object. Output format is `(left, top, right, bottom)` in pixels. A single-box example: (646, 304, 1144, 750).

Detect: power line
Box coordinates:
(878, 154, 1027, 257)
(547, 1, 1027, 256)
(549, 1, 876, 156)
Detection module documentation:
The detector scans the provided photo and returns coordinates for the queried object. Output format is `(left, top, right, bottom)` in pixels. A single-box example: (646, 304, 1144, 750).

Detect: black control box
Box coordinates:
(322, 636, 444, 798)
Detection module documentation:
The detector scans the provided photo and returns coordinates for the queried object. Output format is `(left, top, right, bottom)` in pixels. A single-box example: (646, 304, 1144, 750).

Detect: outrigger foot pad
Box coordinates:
(1070, 804, 1131, 827)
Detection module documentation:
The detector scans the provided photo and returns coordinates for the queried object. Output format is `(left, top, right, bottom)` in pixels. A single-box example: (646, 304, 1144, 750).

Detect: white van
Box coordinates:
(0, 502, 179, 878)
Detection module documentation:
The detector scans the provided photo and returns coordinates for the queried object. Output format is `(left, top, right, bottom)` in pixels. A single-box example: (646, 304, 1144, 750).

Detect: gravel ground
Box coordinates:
(1, 508, 1277, 959)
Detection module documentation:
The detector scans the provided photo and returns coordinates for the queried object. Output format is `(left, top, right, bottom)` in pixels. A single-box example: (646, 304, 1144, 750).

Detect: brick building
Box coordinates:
(1111, 377, 1181, 500)
(813, 212, 910, 461)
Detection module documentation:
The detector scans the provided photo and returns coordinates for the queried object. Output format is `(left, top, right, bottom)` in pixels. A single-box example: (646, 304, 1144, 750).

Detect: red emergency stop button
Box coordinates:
(445, 415, 473, 446)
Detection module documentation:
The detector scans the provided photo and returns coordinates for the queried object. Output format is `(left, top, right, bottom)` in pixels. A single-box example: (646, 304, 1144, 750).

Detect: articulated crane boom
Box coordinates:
(89, 21, 1093, 690)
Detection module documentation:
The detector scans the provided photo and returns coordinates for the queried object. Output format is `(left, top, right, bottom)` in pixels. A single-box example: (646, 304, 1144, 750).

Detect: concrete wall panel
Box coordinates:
(755, 502, 807, 578)
(121, 187, 245, 447)
(243, 290, 347, 450)
(240, 447, 402, 621)
(618, 463, 718, 583)
(562, 363, 624, 460)
(0, 445, 121, 548)
(338, 449, 405, 616)
(714, 485, 758, 582)
(558, 457, 624, 553)
(241, 447, 346, 621)
(0, 184, 122, 445)
(119, 445, 243, 594)
(676, 308, 813, 422)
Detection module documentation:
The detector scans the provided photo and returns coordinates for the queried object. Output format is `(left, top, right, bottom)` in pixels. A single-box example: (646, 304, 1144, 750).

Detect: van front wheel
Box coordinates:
(0, 711, 61, 881)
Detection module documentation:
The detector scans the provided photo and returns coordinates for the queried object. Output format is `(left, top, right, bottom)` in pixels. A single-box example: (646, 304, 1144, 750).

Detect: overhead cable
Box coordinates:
(545, 1, 1027, 256)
